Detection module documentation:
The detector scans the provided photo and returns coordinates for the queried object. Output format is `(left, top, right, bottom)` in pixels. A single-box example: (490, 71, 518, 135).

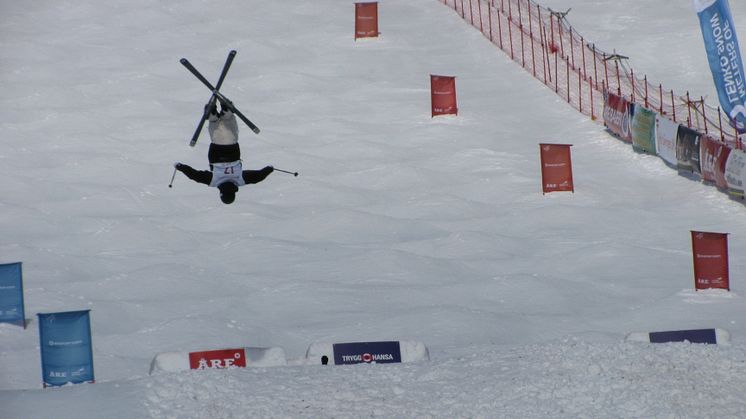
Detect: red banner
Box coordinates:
(189, 348, 247, 370)
(355, 2, 379, 39)
(700, 134, 732, 189)
(691, 231, 730, 291)
(539, 144, 574, 193)
(430, 75, 457, 117)
(603, 92, 632, 142)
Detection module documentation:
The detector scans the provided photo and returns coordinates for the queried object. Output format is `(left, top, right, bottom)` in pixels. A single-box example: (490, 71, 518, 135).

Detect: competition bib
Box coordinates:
(210, 161, 246, 187)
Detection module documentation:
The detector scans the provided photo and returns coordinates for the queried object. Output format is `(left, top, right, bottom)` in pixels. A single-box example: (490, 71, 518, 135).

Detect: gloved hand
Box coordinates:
(206, 102, 218, 116)
(263, 165, 274, 174)
(174, 162, 184, 170)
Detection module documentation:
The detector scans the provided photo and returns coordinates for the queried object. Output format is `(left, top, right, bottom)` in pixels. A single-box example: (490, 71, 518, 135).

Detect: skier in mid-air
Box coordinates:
(174, 99, 273, 204)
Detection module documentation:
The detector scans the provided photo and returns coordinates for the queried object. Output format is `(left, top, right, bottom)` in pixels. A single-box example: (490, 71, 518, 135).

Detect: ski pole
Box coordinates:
(168, 167, 178, 188)
(274, 168, 299, 177)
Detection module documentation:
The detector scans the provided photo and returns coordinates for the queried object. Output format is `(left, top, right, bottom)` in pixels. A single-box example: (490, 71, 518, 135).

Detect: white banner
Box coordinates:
(655, 115, 679, 166)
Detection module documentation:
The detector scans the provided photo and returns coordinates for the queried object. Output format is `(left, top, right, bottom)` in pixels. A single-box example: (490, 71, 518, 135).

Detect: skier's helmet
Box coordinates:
(218, 182, 238, 205)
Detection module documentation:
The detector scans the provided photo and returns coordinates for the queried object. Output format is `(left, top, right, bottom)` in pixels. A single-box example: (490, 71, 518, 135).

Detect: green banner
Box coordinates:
(631, 106, 657, 154)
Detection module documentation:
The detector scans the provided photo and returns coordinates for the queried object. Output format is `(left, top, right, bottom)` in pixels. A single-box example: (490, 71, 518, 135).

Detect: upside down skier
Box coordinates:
(174, 99, 273, 204)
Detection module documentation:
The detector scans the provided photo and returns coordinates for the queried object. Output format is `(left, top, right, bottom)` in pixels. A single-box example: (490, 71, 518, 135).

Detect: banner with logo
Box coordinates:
(539, 143, 574, 193)
(656, 116, 679, 166)
(333, 341, 402, 365)
(694, 0, 746, 132)
(691, 231, 729, 291)
(700, 134, 731, 187)
(0, 262, 25, 328)
(38, 310, 94, 387)
(430, 75, 458, 117)
(631, 106, 657, 154)
(676, 125, 702, 174)
(603, 92, 634, 142)
(189, 348, 246, 370)
(725, 147, 746, 196)
(627, 328, 728, 344)
(354, 2, 379, 40)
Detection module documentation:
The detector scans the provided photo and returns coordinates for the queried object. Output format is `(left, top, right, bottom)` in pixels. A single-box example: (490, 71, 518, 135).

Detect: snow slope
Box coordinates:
(2, 0, 746, 417)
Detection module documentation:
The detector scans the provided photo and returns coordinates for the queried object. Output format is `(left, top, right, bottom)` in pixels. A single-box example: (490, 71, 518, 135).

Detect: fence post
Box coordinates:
(477, 0, 483, 33)
(497, 6, 504, 49)
(671, 89, 676, 122)
(528, 0, 536, 77)
(557, 15, 564, 57)
(488, 2, 493, 42)
(644, 75, 649, 108)
(578, 64, 583, 112)
(719, 106, 725, 141)
(687, 91, 692, 128)
(630, 68, 635, 103)
(539, 7, 548, 84)
(592, 44, 598, 90)
(659, 84, 664, 114)
(508, 2, 515, 60)
(518, 0, 525, 68)
(589, 76, 595, 120)
(569, 27, 575, 69)
(603, 53, 609, 93)
(580, 36, 587, 80)
(469, 0, 474, 25)
(566, 56, 571, 103)
(614, 59, 621, 96)
(555, 36, 559, 93)
(701, 96, 708, 134)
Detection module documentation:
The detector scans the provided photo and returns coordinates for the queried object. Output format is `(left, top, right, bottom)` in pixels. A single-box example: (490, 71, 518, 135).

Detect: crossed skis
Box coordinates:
(181, 50, 260, 147)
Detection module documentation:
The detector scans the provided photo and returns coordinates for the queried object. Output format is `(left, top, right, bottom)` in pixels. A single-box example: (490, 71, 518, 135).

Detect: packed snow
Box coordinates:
(2, 0, 746, 417)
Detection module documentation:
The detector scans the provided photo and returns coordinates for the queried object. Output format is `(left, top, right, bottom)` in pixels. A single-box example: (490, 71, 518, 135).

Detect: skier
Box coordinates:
(174, 99, 273, 204)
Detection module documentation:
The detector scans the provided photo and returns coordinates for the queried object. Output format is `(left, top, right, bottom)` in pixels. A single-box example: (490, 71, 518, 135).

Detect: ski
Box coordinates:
(180, 53, 261, 137)
(181, 50, 236, 147)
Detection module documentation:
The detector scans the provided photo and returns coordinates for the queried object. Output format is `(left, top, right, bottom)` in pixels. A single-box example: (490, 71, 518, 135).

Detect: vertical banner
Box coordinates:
(603, 92, 634, 142)
(655, 116, 680, 166)
(0, 262, 25, 328)
(694, 0, 746, 132)
(539, 143, 574, 193)
(631, 106, 657, 154)
(676, 125, 703, 174)
(354, 2, 379, 40)
(430, 75, 458, 117)
(691, 231, 730, 291)
(700, 134, 730, 186)
(725, 147, 746, 197)
(38, 310, 95, 387)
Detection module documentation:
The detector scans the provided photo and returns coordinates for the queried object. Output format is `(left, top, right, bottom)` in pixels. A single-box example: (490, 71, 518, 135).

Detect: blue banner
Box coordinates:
(333, 341, 402, 365)
(695, 0, 746, 132)
(38, 310, 95, 387)
(0, 262, 25, 327)
(649, 328, 718, 344)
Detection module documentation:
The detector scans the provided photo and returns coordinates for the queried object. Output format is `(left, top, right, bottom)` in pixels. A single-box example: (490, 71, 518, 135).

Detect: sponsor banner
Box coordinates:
(188, 348, 247, 370)
(627, 328, 729, 344)
(649, 328, 718, 344)
(656, 115, 679, 166)
(691, 231, 730, 291)
(333, 341, 402, 365)
(699, 134, 730, 185)
(631, 106, 657, 154)
(725, 147, 746, 196)
(38, 310, 94, 387)
(354, 2, 379, 40)
(695, 0, 746, 132)
(676, 125, 702, 174)
(539, 143, 574, 193)
(430, 75, 458, 117)
(603, 92, 634, 142)
(0, 262, 25, 327)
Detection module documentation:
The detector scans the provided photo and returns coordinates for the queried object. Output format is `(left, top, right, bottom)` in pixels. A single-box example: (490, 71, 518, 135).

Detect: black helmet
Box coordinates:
(218, 182, 238, 205)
